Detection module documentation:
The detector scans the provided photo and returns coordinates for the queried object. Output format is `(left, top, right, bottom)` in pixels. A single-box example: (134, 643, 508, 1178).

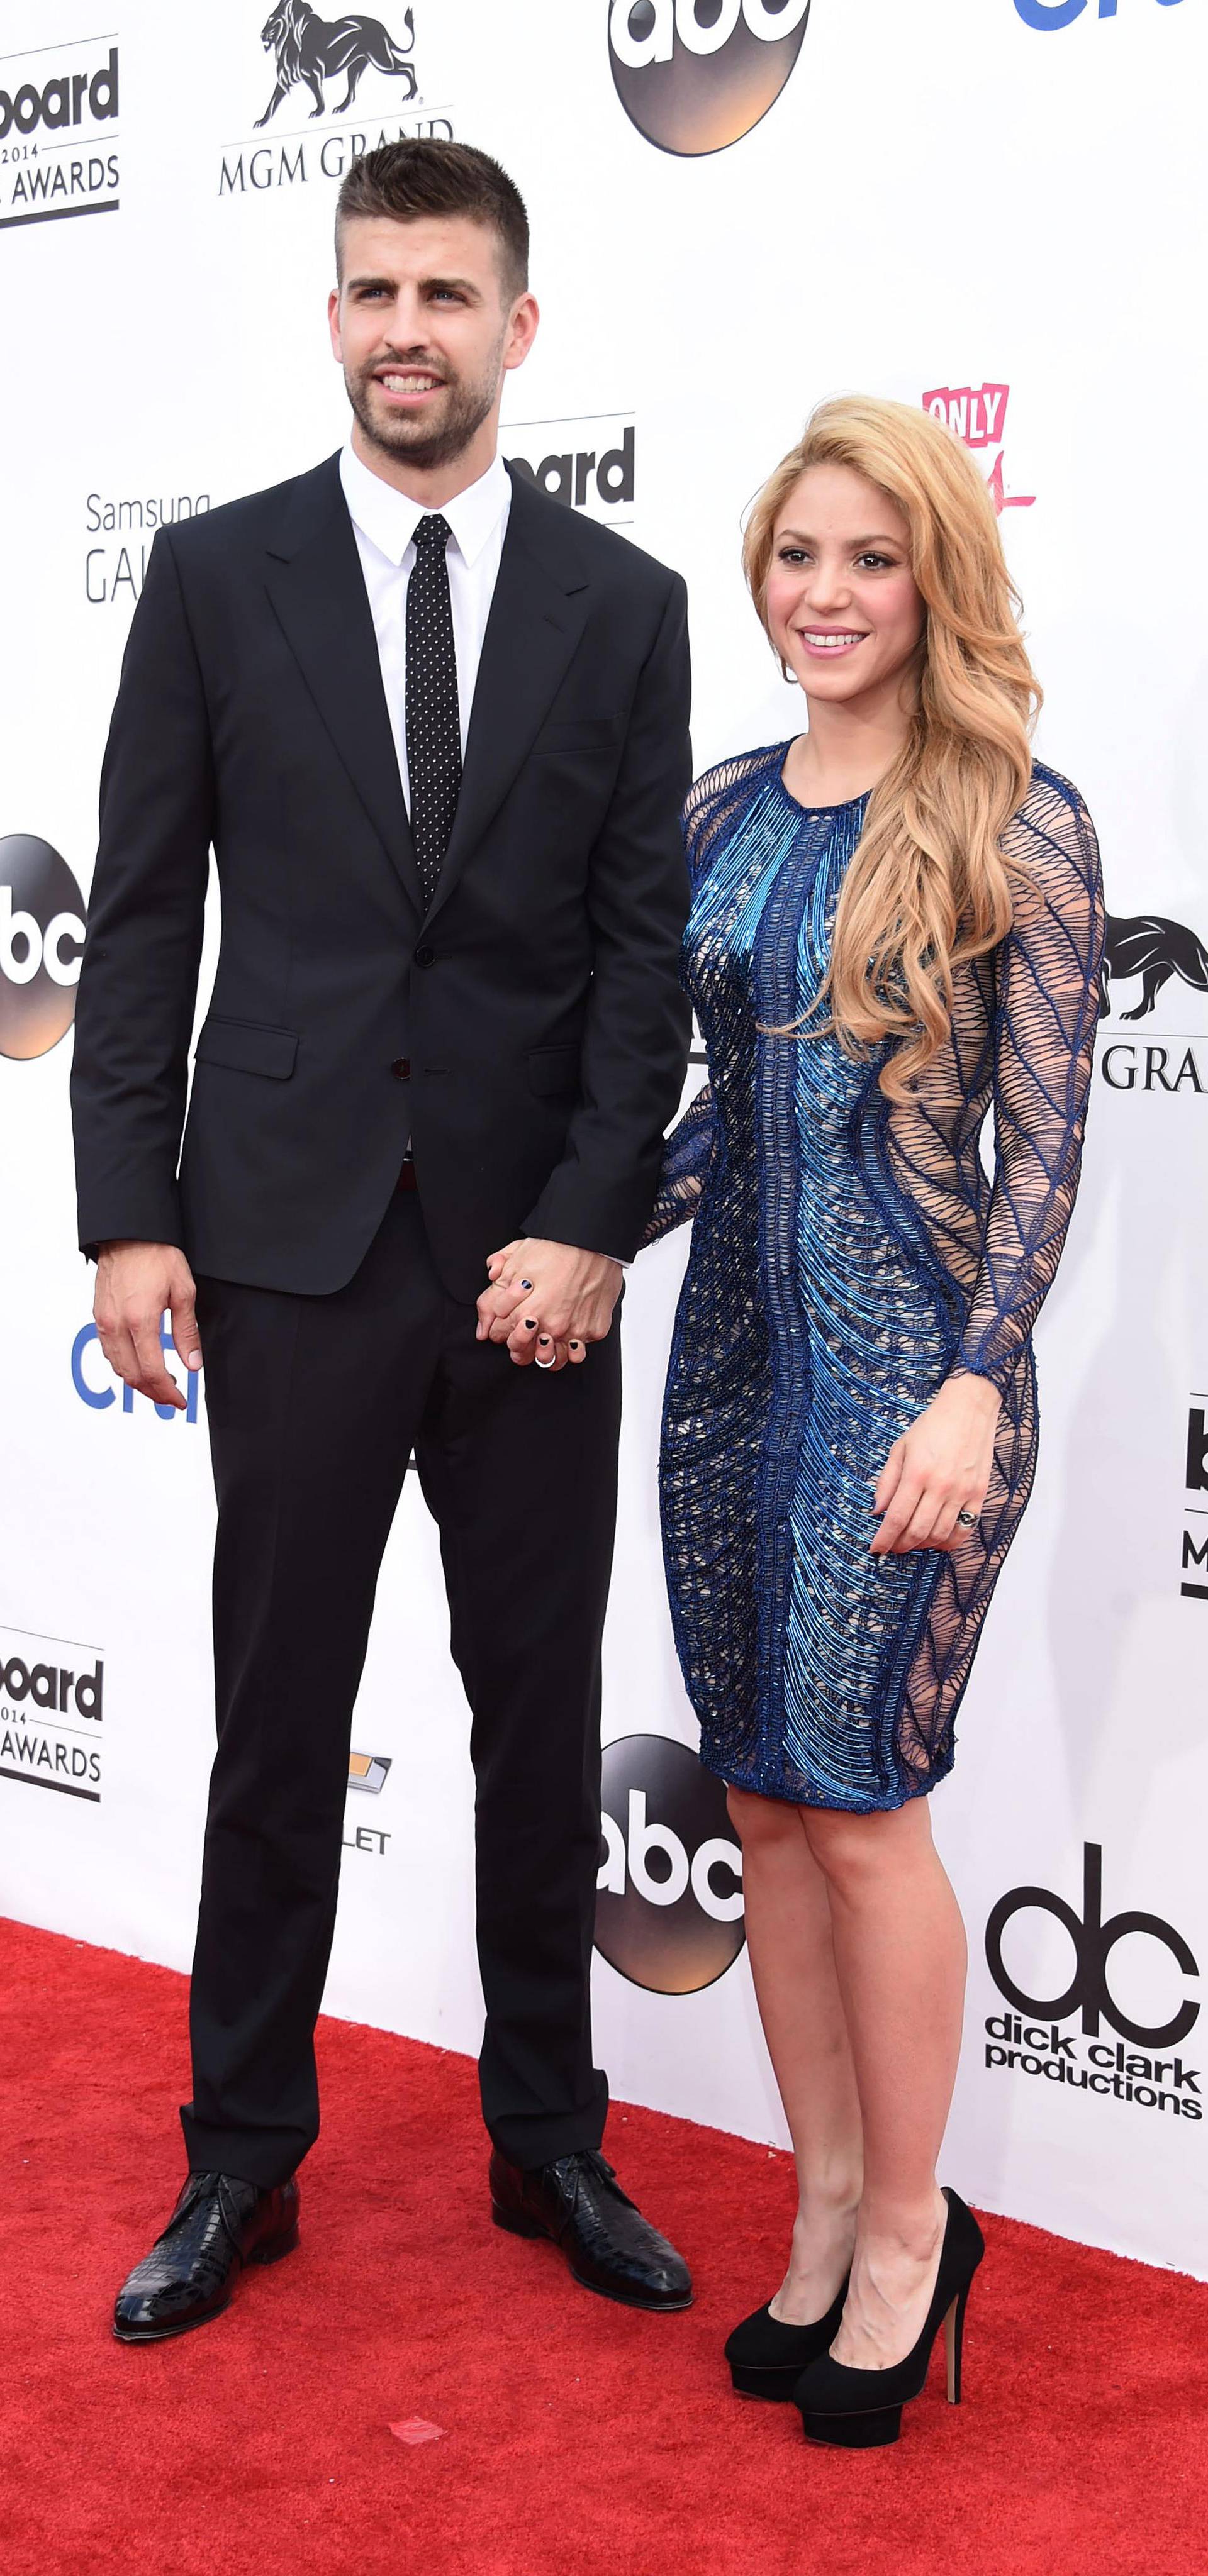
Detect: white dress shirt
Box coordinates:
(339, 438, 512, 811)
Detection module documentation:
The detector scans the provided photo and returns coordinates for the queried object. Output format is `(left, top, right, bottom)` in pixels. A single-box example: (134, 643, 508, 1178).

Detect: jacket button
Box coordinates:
(414, 945, 435, 969)
(391, 1058, 410, 1079)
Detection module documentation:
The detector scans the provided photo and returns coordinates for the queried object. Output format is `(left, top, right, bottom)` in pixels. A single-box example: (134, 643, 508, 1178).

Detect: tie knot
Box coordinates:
(415, 513, 452, 555)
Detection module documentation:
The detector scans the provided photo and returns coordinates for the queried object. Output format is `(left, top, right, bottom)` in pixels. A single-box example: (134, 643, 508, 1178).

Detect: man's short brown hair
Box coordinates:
(335, 139, 529, 301)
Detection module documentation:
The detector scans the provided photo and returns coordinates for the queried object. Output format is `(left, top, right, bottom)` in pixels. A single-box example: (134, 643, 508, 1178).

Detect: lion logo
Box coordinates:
(1100, 912, 1208, 1021)
(255, 1, 417, 126)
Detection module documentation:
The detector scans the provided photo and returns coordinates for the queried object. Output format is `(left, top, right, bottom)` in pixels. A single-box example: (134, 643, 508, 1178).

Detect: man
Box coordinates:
(72, 139, 693, 2341)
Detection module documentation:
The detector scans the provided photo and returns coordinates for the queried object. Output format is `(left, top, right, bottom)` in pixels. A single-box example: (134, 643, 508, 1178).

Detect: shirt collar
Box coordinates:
(340, 440, 511, 570)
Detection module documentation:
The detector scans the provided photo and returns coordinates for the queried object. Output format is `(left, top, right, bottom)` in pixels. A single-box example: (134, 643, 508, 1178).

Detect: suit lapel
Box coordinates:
(422, 469, 591, 933)
(263, 456, 423, 914)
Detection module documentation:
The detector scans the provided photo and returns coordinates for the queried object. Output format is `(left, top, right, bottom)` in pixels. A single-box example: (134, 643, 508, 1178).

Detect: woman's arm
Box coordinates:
(952, 772, 1105, 1392)
(639, 1076, 717, 1246)
(873, 771, 1105, 1555)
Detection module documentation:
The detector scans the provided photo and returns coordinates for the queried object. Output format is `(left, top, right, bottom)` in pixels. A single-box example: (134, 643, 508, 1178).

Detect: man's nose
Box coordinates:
(383, 292, 427, 345)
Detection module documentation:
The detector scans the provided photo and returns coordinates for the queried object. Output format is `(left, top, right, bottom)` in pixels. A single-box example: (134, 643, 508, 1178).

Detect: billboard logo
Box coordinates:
(608, 0, 810, 158)
(504, 415, 635, 526)
(0, 39, 120, 230)
(1, 1625, 104, 1804)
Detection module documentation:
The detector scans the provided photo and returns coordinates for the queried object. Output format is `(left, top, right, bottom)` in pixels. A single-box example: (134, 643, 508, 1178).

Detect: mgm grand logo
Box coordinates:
(255, 3, 417, 125)
(221, 4, 447, 197)
(1100, 913, 1208, 1024)
(1099, 907, 1208, 1096)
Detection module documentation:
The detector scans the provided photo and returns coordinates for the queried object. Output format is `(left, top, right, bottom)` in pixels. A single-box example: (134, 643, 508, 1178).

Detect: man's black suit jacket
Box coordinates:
(71, 455, 693, 1302)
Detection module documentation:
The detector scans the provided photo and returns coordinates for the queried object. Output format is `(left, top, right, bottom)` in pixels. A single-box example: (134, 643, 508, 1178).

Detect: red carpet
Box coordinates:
(3, 1918, 1205, 2576)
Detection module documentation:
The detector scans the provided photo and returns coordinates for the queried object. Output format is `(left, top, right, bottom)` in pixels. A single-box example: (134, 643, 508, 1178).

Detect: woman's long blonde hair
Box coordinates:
(743, 396, 1039, 1100)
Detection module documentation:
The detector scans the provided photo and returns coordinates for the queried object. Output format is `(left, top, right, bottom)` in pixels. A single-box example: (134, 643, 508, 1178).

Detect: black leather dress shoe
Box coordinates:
(489, 2146, 692, 2311)
(113, 2169, 299, 2343)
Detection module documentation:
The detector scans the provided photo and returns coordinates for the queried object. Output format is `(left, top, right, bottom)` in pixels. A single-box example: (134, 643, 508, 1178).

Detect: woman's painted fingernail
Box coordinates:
(538, 1335, 551, 1346)
(570, 1341, 581, 1351)
(520, 1280, 533, 1292)
(525, 1318, 537, 1331)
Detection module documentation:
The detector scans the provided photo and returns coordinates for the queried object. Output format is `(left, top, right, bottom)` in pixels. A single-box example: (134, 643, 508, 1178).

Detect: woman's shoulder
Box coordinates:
(1010, 760, 1100, 880)
(683, 741, 788, 874)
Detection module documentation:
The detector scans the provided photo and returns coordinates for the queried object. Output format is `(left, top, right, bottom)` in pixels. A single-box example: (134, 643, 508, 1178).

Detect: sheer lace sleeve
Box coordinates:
(640, 1076, 717, 1245)
(639, 759, 759, 1249)
(954, 769, 1106, 1390)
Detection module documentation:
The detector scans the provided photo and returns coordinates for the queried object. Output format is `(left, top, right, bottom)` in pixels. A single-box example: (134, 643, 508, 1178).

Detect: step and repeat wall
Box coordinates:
(3, 0, 1207, 2276)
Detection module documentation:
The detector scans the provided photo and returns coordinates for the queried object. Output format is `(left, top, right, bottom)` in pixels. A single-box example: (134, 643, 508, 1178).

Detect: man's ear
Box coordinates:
(503, 293, 539, 376)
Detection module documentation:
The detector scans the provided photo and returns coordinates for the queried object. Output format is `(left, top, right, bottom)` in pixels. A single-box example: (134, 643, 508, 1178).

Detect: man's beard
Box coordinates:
(347, 347, 501, 472)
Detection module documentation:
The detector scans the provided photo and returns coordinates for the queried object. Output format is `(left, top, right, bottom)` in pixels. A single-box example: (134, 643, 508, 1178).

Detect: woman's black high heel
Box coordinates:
(793, 2189, 984, 2448)
(725, 2281, 849, 2401)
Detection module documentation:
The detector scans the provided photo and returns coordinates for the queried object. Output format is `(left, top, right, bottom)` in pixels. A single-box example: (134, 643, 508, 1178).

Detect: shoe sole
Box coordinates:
(491, 2202, 693, 2313)
(112, 2224, 299, 2343)
(799, 2406, 903, 2449)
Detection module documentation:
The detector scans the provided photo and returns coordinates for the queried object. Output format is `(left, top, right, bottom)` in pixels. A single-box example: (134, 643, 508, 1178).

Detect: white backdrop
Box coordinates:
(3, 0, 1207, 2277)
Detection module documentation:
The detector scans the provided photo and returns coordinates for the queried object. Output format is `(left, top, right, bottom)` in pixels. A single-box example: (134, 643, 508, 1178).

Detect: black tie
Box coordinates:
(406, 511, 461, 908)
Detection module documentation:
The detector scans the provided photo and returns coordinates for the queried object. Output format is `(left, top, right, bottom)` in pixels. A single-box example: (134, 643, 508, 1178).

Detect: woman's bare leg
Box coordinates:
(727, 1786, 863, 2322)
(800, 1796, 966, 2369)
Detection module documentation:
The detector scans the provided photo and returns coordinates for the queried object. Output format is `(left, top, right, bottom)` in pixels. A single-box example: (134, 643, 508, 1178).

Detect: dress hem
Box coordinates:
(696, 1735, 956, 1818)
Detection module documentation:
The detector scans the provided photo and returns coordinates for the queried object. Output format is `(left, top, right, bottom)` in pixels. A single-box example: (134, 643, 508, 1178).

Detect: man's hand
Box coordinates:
(94, 1241, 202, 1413)
(475, 1238, 622, 1372)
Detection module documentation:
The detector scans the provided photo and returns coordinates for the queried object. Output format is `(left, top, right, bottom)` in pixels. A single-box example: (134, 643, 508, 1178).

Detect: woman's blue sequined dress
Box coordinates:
(644, 746, 1104, 1813)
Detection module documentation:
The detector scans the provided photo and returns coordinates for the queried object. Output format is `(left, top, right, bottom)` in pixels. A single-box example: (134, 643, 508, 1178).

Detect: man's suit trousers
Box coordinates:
(181, 1187, 619, 2185)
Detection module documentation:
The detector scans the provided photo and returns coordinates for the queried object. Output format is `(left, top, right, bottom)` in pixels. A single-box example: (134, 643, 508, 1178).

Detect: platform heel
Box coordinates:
(725, 2282, 849, 2401)
(793, 2189, 984, 2449)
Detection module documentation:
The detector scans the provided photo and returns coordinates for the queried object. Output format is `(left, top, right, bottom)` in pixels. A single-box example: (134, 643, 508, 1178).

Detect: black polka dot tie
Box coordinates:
(406, 512, 461, 908)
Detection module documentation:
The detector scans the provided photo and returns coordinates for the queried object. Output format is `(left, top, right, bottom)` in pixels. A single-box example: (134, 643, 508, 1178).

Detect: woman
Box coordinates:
(642, 397, 1104, 2448)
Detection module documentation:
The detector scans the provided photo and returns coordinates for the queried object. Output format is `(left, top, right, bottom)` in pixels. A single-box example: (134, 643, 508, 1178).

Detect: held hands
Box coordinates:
(475, 1238, 622, 1373)
(94, 1241, 202, 1413)
(871, 1371, 1001, 1555)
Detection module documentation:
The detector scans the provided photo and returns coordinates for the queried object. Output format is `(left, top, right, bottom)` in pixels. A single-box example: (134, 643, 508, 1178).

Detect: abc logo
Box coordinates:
(595, 1733, 744, 1994)
(985, 1843, 1199, 2051)
(608, 0, 810, 157)
(0, 835, 87, 1061)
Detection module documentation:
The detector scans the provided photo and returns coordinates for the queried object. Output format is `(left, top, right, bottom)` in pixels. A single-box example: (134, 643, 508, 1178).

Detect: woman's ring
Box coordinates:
(956, 1507, 977, 1528)
(535, 1355, 556, 1370)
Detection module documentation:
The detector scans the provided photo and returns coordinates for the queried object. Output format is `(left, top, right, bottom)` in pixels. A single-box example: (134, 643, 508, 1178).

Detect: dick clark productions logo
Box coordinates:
(595, 1735, 744, 1994)
(0, 835, 86, 1060)
(608, 0, 809, 156)
(983, 1844, 1202, 2124)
